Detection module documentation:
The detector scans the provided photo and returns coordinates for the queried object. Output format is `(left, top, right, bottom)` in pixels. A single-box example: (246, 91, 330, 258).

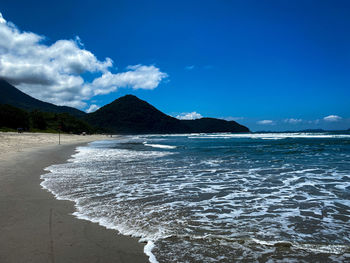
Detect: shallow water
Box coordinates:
(41, 132, 350, 262)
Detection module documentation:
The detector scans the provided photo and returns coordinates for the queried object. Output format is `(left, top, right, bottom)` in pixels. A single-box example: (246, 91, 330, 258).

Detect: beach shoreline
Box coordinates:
(0, 133, 148, 263)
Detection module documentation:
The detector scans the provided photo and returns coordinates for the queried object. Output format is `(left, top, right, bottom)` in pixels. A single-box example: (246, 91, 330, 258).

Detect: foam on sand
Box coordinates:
(144, 241, 159, 263)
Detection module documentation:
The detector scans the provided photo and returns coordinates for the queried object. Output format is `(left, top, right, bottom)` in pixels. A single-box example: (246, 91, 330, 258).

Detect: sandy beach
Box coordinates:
(0, 132, 114, 160)
(0, 132, 148, 263)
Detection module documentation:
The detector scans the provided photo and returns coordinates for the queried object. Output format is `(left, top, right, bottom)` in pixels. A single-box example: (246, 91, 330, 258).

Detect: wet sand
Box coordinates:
(0, 138, 148, 263)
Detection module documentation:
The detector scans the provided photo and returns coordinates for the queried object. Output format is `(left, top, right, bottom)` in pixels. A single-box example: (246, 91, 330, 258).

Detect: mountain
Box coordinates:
(182, 117, 249, 133)
(0, 79, 85, 118)
(86, 95, 188, 133)
(1, 79, 249, 134)
(87, 95, 249, 134)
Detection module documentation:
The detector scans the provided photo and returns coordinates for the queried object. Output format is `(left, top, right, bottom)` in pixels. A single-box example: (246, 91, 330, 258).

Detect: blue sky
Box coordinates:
(0, 0, 349, 131)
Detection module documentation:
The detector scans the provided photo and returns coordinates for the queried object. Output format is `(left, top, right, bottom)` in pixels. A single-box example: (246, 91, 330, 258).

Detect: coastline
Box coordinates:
(0, 135, 148, 263)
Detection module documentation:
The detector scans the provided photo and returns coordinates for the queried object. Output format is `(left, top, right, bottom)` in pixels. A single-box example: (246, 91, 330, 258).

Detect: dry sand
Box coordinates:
(0, 132, 112, 160)
(0, 133, 148, 263)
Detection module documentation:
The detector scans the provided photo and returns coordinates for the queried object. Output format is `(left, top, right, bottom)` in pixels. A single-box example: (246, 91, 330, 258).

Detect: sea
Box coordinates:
(41, 132, 350, 262)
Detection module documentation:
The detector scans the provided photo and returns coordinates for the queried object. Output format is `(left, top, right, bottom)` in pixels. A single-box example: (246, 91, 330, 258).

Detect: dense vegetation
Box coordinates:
(0, 104, 29, 130)
(0, 104, 94, 134)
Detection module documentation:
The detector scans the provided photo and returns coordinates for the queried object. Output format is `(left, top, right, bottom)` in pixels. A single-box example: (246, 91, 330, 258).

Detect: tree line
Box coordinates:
(0, 104, 95, 134)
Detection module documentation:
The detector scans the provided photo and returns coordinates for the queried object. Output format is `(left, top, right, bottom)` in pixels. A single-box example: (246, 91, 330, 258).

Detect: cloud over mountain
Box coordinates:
(0, 12, 167, 109)
(176, 112, 202, 120)
(85, 104, 100, 113)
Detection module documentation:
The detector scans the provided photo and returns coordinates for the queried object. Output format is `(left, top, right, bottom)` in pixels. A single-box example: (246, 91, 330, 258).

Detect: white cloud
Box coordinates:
(284, 118, 302, 124)
(323, 115, 342, 122)
(184, 65, 195, 70)
(257, 120, 275, 125)
(176, 112, 202, 120)
(89, 65, 168, 95)
(86, 104, 100, 113)
(0, 13, 5, 24)
(0, 12, 167, 109)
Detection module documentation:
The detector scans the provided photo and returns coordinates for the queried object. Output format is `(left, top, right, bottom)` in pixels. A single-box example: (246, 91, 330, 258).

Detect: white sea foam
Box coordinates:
(144, 241, 159, 263)
(188, 132, 350, 140)
(294, 243, 350, 255)
(143, 142, 177, 149)
(41, 141, 177, 263)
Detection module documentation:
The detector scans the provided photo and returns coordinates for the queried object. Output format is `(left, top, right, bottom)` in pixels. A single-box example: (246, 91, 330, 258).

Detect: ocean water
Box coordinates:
(41, 132, 350, 262)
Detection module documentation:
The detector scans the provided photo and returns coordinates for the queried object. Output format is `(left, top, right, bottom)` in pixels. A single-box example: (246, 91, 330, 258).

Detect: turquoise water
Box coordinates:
(42, 132, 350, 262)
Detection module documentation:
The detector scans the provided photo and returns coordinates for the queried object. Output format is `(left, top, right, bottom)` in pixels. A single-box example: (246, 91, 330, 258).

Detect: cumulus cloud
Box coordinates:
(176, 112, 202, 120)
(284, 118, 302, 124)
(323, 115, 342, 122)
(89, 65, 168, 95)
(0, 13, 167, 109)
(257, 120, 275, 125)
(86, 104, 100, 113)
